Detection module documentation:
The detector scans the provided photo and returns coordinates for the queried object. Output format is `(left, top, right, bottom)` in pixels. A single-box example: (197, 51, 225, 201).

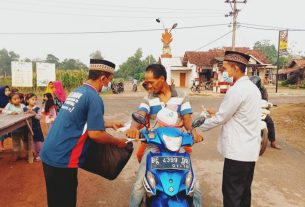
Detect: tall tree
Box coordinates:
(253, 40, 294, 68)
(253, 40, 277, 65)
(90, 50, 103, 59)
(117, 48, 156, 80)
(46, 54, 60, 67)
(0, 49, 20, 75)
(59, 58, 88, 70)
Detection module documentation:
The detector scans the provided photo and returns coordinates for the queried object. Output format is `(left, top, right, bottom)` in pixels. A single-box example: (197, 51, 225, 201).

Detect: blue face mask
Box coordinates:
(101, 82, 112, 93)
(222, 72, 233, 83)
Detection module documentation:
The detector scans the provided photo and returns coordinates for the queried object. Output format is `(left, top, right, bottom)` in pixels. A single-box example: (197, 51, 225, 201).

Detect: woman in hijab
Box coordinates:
(0, 85, 10, 108)
(0, 85, 11, 151)
(45, 81, 66, 113)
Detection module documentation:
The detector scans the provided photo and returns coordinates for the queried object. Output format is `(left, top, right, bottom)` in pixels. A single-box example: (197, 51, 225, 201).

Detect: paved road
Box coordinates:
(76, 93, 305, 207)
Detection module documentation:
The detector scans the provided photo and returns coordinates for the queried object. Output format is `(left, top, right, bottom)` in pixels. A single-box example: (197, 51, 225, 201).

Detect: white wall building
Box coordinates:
(160, 57, 197, 88)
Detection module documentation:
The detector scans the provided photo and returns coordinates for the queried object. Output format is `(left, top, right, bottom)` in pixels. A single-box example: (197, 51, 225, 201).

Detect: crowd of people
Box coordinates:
(0, 50, 281, 207)
(0, 81, 67, 161)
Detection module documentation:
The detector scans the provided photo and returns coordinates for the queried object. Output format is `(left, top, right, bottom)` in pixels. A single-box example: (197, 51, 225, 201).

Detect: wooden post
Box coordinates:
(276, 31, 281, 93)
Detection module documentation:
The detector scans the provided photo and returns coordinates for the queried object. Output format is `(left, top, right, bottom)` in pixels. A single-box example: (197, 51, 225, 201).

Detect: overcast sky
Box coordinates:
(0, 0, 304, 67)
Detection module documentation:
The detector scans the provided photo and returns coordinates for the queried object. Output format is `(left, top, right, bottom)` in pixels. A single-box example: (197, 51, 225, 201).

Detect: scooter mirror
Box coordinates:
(132, 112, 147, 126)
(192, 117, 205, 128)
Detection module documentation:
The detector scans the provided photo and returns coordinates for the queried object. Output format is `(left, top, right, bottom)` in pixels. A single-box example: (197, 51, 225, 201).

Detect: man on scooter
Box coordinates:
(127, 64, 203, 207)
(250, 75, 281, 149)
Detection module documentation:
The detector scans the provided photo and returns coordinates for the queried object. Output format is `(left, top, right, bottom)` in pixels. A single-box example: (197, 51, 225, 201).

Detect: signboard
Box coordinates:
(11, 61, 33, 87)
(36, 62, 56, 86)
(279, 30, 288, 55)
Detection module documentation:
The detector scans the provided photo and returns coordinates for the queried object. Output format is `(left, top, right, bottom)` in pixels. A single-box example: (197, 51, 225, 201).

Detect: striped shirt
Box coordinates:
(138, 87, 192, 125)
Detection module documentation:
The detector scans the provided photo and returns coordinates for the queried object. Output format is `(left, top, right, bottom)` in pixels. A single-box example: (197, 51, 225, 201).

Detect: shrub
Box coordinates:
(281, 80, 289, 87)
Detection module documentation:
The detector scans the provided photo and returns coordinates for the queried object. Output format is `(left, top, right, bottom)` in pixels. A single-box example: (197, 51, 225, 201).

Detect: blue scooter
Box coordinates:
(131, 112, 205, 207)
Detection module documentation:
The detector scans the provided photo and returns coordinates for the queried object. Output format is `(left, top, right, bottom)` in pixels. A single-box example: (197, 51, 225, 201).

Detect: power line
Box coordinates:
(0, 7, 224, 19)
(195, 30, 233, 51)
(238, 24, 305, 31)
(2, 0, 224, 12)
(0, 23, 230, 35)
(2, 0, 224, 14)
(239, 22, 287, 29)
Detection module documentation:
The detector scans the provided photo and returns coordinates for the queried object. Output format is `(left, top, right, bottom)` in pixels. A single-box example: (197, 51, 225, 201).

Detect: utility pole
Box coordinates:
(225, 0, 247, 51)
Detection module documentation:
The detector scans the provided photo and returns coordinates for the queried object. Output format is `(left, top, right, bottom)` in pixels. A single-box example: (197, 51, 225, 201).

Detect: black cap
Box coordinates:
(224, 50, 251, 66)
(89, 59, 115, 74)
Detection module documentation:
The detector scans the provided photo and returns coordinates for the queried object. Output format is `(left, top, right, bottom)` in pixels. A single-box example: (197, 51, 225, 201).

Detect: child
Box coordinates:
(42, 93, 57, 134)
(0, 85, 11, 151)
(24, 93, 44, 161)
(155, 105, 180, 128)
(3, 92, 26, 160)
(136, 105, 192, 162)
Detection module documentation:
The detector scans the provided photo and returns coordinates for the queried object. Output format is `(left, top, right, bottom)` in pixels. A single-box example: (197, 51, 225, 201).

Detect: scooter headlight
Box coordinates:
(162, 135, 182, 152)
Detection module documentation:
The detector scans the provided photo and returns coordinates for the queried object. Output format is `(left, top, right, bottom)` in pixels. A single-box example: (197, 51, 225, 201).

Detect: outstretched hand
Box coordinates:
(117, 138, 128, 148)
(126, 128, 140, 140)
(193, 133, 204, 143)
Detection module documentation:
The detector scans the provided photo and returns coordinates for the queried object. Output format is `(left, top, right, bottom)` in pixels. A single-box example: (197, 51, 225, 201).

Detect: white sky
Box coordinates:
(0, 0, 304, 67)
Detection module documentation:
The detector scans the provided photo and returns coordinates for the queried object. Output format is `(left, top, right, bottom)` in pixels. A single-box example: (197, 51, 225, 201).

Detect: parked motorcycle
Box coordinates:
(111, 82, 124, 94)
(130, 112, 205, 207)
(190, 81, 201, 93)
(199, 81, 212, 91)
(260, 100, 276, 155)
(132, 84, 138, 92)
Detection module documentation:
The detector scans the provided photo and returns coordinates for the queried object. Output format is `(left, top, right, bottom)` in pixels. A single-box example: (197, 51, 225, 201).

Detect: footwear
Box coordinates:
(35, 156, 41, 162)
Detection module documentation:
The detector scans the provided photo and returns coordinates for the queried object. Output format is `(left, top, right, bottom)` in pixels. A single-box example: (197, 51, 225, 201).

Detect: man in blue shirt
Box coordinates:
(40, 59, 127, 207)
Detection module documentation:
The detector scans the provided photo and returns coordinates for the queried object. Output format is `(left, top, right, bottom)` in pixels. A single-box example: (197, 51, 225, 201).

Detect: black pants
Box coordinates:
(265, 115, 275, 142)
(43, 162, 78, 207)
(222, 158, 256, 207)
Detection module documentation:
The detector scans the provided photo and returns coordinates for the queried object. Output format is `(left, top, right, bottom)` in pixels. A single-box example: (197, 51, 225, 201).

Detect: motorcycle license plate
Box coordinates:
(151, 156, 190, 170)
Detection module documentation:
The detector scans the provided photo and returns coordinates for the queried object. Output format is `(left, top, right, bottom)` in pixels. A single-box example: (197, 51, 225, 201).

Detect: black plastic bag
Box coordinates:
(81, 141, 133, 180)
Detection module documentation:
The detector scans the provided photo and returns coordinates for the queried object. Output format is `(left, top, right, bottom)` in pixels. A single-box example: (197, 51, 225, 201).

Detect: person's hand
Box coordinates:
(192, 129, 204, 143)
(27, 110, 36, 115)
(117, 138, 128, 148)
(207, 108, 216, 116)
(111, 121, 125, 130)
(193, 133, 204, 143)
(11, 112, 18, 115)
(126, 128, 140, 140)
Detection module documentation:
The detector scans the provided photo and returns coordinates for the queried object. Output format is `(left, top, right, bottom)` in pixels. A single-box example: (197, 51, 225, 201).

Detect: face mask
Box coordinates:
(222, 71, 233, 83)
(101, 82, 112, 93)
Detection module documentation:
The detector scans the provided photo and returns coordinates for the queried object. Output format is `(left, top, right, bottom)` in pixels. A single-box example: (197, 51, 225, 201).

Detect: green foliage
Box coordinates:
(46, 54, 60, 67)
(281, 80, 289, 87)
(253, 40, 293, 68)
(59, 59, 88, 70)
(116, 48, 157, 80)
(134, 72, 144, 81)
(56, 70, 88, 89)
(253, 40, 277, 65)
(90, 50, 103, 59)
(112, 77, 124, 84)
(0, 49, 20, 75)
